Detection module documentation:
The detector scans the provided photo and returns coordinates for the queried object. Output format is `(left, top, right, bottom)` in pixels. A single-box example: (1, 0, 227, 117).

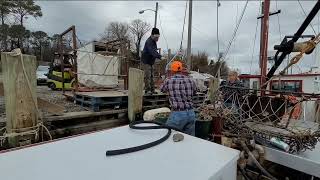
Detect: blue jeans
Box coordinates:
(166, 110, 196, 136)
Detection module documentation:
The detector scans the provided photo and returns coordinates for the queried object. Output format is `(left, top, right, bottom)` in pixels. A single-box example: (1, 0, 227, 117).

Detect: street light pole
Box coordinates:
(154, 2, 158, 28)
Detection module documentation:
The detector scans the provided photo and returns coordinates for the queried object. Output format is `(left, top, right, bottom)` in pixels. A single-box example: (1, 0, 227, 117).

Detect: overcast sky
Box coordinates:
(25, 1, 320, 74)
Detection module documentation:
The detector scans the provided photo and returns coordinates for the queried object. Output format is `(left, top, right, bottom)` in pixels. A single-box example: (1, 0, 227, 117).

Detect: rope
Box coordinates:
(262, 33, 320, 88)
(0, 49, 52, 146)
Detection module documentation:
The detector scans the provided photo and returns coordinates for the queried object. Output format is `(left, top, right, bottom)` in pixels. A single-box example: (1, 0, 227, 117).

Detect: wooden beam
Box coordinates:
(208, 77, 220, 103)
(50, 119, 127, 138)
(1, 51, 38, 147)
(128, 68, 144, 121)
(44, 109, 127, 122)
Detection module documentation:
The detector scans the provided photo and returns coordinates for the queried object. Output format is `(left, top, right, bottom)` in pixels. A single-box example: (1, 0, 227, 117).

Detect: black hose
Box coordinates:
(106, 121, 178, 156)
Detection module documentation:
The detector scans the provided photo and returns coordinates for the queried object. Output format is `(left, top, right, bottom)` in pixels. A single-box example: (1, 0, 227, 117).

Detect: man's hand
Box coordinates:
(155, 57, 166, 61)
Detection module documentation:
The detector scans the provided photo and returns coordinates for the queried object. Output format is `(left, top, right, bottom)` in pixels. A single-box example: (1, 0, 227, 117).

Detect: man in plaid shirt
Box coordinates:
(160, 61, 197, 135)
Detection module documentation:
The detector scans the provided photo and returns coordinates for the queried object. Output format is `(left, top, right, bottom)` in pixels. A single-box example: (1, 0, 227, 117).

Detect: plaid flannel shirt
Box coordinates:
(160, 74, 197, 111)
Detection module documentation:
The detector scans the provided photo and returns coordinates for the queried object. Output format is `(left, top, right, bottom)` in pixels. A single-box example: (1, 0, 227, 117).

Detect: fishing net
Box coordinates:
(199, 86, 320, 153)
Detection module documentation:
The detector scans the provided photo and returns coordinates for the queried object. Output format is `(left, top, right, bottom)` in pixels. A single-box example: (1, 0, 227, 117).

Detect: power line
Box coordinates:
(158, 11, 169, 52)
(297, 0, 317, 35)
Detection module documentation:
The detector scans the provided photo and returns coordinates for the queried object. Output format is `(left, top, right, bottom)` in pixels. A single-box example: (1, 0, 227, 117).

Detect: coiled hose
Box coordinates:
(106, 121, 180, 156)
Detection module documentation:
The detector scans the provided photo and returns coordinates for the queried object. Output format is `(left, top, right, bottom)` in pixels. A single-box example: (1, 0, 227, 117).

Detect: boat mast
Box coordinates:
(260, 0, 270, 93)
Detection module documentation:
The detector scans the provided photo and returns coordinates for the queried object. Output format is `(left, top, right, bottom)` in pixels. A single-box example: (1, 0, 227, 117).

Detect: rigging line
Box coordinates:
(250, 0, 261, 73)
(275, 0, 282, 42)
(217, 0, 220, 57)
(180, 0, 188, 50)
(297, 0, 317, 35)
(172, 14, 212, 41)
(158, 11, 169, 52)
(223, 0, 249, 60)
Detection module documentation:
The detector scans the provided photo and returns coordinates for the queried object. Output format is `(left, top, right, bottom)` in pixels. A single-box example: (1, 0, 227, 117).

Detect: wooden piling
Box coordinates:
(1, 51, 38, 147)
(128, 68, 144, 121)
(208, 77, 220, 104)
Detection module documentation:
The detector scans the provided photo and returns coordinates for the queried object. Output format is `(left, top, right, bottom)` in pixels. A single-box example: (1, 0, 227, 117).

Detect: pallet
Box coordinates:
(73, 91, 207, 112)
(74, 91, 128, 112)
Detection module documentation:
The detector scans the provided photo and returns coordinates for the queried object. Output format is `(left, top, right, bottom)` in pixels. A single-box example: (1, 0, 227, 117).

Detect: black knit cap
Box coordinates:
(151, 28, 160, 35)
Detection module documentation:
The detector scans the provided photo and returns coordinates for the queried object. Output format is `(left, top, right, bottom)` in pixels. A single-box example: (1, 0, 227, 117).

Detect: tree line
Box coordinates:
(0, 0, 229, 77)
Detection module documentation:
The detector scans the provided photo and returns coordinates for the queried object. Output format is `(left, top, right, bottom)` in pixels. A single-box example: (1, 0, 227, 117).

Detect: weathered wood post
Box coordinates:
(208, 77, 220, 104)
(1, 50, 38, 147)
(128, 68, 144, 121)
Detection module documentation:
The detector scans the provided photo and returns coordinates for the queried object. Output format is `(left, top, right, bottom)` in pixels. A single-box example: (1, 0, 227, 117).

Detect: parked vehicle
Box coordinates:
(37, 65, 49, 85)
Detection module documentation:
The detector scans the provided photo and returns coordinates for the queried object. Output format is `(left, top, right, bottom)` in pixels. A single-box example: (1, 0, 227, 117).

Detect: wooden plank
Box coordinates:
(208, 77, 219, 103)
(75, 90, 128, 98)
(50, 119, 127, 138)
(128, 68, 144, 121)
(1, 51, 38, 147)
(45, 109, 128, 122)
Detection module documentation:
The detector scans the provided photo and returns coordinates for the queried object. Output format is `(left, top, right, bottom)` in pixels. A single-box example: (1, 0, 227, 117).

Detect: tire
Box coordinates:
(49, 82, 57, 90)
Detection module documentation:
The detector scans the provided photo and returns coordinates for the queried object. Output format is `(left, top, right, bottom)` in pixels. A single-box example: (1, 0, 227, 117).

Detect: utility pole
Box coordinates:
(154, 2, 158, 28)
(187, 0, 193, 69)
(258, 0, 280, 93)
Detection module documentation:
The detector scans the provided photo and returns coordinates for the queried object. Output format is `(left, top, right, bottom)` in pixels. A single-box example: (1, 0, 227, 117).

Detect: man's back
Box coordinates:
(160, 74, 197, 111)
(141, 37, 160, 65)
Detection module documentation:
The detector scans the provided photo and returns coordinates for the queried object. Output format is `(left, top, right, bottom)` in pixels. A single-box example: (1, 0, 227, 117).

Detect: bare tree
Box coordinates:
(101, 21, 129, 42)
(129, 19, 151, 59)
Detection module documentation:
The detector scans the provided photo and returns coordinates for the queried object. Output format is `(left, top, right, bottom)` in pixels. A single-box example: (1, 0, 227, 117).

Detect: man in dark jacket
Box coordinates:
(141, 28, 162, 94)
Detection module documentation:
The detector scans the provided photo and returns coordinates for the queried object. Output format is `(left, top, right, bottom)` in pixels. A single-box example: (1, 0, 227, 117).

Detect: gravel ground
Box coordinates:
(36, 86, 85, 113)
(0, 85, 86, 122)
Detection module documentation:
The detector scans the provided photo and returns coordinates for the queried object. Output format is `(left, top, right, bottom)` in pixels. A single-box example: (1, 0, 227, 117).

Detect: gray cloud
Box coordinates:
(25, 1, 320, 74)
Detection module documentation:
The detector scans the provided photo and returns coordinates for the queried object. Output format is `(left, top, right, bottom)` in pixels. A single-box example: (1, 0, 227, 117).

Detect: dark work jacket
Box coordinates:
(141, 37, 161, 65)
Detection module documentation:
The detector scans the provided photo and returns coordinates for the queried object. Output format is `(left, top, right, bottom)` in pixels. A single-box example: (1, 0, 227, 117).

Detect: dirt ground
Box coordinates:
(0, 85, 86, 122)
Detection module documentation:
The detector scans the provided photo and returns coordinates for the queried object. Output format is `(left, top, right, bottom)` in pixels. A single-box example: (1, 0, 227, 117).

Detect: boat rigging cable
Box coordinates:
(297, 0, 317, 35)
(105, 121, 183, 156)
(249, 0, 262, 73)
(275, 0, 282, 42)
(222, 0, 249, 60)
(266, 0, 320, 80)
(180, 0, 188, 51)
(214, 0, 249, 77)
